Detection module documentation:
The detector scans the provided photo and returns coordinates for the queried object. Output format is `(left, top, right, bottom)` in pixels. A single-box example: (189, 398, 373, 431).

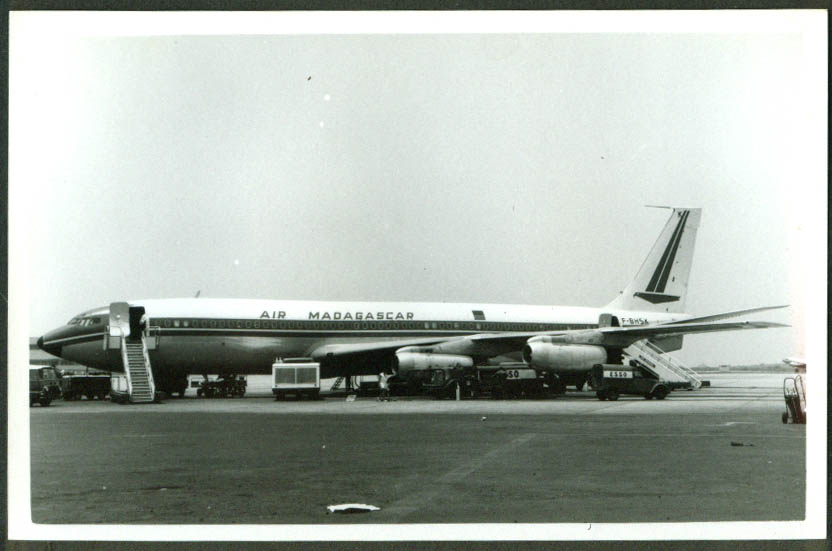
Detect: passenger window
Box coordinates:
(174, 320, 180, 328)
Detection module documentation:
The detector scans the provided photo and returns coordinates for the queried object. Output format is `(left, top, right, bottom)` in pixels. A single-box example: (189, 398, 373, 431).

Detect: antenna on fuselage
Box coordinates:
(194, 290, 201, 298)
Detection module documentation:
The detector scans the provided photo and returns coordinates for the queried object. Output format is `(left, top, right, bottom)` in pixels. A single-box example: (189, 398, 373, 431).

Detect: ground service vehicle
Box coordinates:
(782, 375, 806, 424)
(393, 363, 562, 399)
(197, 375, 247, 398)
(591, 363, 671, 401)
(61, 367, 111, 401)
(153, 366, 189, 397)
(420, 367, 476, 399)
(272, 359, 321, 400)
(30, 366, 62, 406)
(109, 374, 131, 403)
(475, 364, 562, 398)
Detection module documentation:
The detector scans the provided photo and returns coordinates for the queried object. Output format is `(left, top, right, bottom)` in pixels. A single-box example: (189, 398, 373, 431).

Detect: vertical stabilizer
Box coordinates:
(605, 207, 701, 313)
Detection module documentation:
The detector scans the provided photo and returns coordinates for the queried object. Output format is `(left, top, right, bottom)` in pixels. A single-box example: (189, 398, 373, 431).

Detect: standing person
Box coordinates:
(378, 371, 391, 401)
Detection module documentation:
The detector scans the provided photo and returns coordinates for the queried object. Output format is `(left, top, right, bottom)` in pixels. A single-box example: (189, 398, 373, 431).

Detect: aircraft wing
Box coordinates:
(310, 319, 787, 365)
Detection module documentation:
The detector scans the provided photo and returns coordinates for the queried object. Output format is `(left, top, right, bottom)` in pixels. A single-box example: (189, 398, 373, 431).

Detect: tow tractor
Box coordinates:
(591, 363, 671, 401)
(781, 375, 806, 424)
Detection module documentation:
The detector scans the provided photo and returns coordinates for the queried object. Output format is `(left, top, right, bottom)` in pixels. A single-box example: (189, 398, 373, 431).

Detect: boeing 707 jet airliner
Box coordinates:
(38, 207, 786, 395)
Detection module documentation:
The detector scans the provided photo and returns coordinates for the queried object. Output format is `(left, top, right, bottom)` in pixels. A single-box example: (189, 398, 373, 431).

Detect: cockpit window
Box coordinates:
(67, 316, 104, 327)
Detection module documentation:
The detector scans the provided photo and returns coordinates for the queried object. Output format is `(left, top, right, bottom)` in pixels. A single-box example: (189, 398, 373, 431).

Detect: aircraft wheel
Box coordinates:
(781, 411, 789, 424)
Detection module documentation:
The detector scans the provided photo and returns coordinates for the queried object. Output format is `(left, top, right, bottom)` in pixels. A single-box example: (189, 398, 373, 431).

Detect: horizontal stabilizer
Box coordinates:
(596, 320, 789, 348)
(659, 305, 789, 325)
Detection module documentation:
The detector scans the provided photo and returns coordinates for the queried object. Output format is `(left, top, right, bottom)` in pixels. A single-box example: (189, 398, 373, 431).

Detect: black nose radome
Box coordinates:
(37, 335, 62, 357)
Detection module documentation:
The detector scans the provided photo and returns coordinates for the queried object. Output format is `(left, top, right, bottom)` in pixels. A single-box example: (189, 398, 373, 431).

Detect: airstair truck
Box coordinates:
(272, 358, 321, 400)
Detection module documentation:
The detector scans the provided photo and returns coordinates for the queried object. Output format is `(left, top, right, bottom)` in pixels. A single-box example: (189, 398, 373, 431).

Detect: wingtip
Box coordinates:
(644, 204, 702, 211)
(749, 321, 790, 328)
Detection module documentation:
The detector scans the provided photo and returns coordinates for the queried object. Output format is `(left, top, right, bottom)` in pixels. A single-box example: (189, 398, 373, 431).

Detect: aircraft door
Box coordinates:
(129, 306, 146, 341)
(109, 302, 131, 339)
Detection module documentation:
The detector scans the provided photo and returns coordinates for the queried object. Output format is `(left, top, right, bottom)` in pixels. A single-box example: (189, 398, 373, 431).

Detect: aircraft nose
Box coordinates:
(37, 334, 62, 357)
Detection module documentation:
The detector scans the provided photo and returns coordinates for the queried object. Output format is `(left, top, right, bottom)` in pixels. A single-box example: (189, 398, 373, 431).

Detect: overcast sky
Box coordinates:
(10, 13, 826, 365)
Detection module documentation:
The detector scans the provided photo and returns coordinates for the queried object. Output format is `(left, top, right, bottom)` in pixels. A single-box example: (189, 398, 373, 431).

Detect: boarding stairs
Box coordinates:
(121, 338, 156, 403)
(329, 376, 345, 392)
(624, 340, 703, 390)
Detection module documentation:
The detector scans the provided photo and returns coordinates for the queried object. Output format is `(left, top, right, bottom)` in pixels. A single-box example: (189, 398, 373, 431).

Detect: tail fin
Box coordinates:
(605, 207, 701, 314)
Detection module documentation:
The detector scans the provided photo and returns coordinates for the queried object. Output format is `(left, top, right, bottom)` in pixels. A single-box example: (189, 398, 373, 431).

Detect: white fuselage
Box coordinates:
(43, 298, 689, 378)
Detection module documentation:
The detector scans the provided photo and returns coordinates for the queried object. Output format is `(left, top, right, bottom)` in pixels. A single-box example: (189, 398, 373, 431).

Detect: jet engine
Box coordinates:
(393, 352, 474, 374)
(522, 342, 607, 372)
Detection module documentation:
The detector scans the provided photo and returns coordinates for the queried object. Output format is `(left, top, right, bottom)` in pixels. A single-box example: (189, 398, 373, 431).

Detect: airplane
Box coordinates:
(37, 207, 787, 395)
(782, 357, 807, 373)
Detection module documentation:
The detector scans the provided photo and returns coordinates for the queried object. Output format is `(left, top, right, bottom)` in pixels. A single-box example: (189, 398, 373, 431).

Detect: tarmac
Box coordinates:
(29, 372, 806, 525)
